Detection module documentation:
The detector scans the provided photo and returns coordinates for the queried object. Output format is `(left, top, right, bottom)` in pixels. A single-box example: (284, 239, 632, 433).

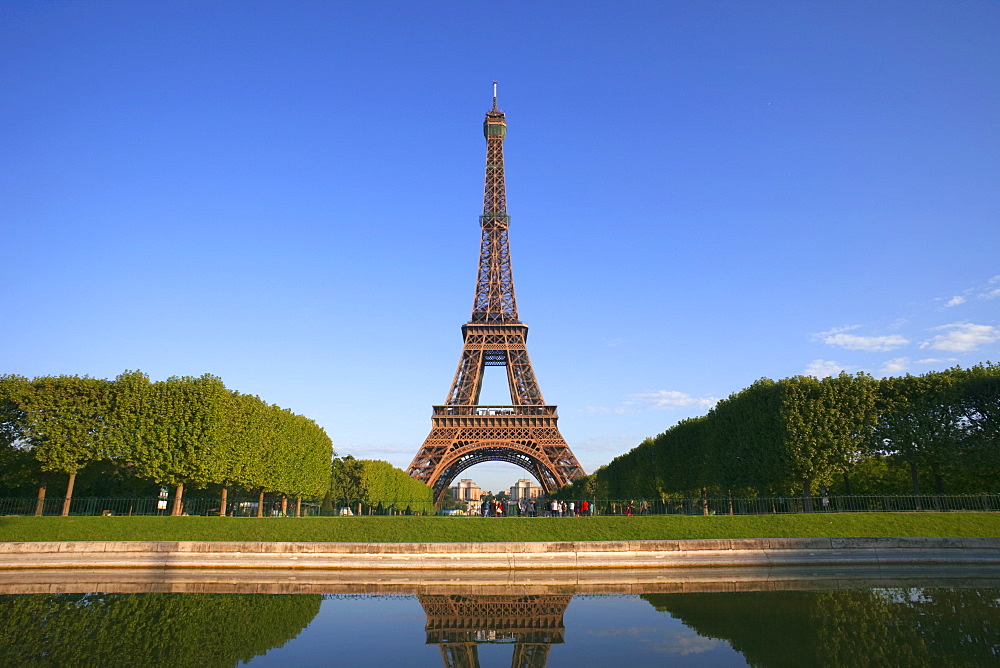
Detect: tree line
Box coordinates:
(0, 371, 334, 515)
(558, 364, 998, 502)
(324, 455, 434, 515)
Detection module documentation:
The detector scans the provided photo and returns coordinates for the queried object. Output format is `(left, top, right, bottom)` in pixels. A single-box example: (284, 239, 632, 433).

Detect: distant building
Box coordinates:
(509, 479, 542, 501)
(451, 478, 483, 515)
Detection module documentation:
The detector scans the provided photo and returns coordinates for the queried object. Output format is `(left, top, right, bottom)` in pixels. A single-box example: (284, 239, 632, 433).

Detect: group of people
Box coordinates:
(480, 499, 591, 517)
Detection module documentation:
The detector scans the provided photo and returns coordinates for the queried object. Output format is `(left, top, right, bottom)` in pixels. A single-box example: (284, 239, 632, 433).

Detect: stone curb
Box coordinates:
(1, 538, 998, 570)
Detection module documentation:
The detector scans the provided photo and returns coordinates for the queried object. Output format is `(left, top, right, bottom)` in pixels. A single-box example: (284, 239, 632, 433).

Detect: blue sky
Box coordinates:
(3, 1, 998, 494)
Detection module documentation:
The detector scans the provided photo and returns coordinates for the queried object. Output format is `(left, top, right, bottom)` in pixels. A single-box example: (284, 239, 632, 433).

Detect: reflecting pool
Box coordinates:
(1, 567, 998, 666)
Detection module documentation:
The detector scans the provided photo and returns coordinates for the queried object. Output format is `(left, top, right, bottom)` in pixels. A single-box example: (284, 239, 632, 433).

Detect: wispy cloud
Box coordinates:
(812, 326, 908, 352)
(920, 323, 1000, 352)
(583, 405, 629, 415)
(878, 356, 957, 376)
(939, 275, 1000, 308)
(804, 359, 851, 377)
(629, 390, 719, 410)
(585, 389, 719, 414)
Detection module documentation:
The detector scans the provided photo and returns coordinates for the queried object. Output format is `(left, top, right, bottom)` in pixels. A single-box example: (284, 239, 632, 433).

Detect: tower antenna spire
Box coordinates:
(492, 80, 498, 110)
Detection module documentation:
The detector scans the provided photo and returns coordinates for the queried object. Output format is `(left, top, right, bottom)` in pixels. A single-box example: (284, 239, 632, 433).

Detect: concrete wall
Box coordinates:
(1, 537, 999, 570)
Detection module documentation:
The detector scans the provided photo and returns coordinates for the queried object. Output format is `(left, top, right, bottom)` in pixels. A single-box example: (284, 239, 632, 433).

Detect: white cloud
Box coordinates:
(879, 357, 911, 375)
(941, 275, 1000, 306)
(804, 359, 850, 377)
(582, 405, 628, 415)
(817, 331, 909, 352)
(920, 323, 1000, 352)
(877, 357, 956, 376)
(629, 390, 719, 410)
(814, 325, 861, 338)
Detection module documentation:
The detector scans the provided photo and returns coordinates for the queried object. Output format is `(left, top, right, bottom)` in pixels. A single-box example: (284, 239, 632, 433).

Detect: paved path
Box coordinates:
(1, 537, 998, 570)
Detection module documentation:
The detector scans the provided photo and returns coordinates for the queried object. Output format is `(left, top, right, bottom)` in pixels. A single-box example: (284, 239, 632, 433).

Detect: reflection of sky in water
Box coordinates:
(247, 595, 746, 667)
(249, 596, 441, 667)
(557, 596, 743, 666)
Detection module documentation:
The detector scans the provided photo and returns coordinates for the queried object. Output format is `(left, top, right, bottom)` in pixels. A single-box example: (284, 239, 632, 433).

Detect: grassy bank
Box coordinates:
(1, 513, 998, 543)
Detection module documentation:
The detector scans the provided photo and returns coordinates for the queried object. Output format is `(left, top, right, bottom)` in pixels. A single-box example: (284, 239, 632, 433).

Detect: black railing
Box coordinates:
(571, 494, 1000, 516)
(0, 497, 441, 517)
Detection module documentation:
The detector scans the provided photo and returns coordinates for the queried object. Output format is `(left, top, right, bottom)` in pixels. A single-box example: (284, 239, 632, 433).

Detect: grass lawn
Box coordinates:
(0, 513, 997, 543)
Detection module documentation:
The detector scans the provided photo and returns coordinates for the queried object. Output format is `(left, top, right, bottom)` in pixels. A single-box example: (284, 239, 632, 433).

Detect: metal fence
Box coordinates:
(0, 497, 434, 517)
(575, 494, 1000, 516)
(1, 494, 997, 517)
(0, 496, 324, 517)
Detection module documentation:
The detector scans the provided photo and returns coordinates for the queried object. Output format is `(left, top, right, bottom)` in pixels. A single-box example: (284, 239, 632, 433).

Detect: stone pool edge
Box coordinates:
(1, 537, 999, 570)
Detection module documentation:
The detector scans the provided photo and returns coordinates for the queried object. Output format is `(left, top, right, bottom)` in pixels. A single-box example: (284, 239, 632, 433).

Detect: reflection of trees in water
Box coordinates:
(641, 588, 1000, 667)
(0, 592, 322, 667)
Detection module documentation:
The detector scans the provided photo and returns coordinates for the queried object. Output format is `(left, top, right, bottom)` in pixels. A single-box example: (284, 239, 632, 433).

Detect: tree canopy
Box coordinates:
(0, 371, 335, 514)
(557, 365, 998, 500)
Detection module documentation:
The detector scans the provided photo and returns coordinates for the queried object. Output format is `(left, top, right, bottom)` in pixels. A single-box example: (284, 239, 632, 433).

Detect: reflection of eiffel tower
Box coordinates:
(418, 594, 570, 668)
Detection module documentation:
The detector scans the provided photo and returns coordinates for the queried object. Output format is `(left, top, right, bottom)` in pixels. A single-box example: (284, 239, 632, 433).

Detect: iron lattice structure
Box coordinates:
(419, 594, 569, 668)
(408, 86, 585, 500)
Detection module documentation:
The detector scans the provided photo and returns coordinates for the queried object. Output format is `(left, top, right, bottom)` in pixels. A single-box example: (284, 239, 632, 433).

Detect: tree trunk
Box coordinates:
(295, 497, 302, 518)
(35, 481, 47, 517)
(257, 490, 265, 518)
(909, 460, 921, 495)
(280, 495, 288, 517)
(220, 486, 228, 517)
(802, 477, 813, 513)
(910, 460, 922, 510)
(727, 490, 733, 516)
(172, 483, 184, 516)
(843, 472, 854, 496)
(700, 487, 708, 516)
(61, 473, 77, 517)
(932, 466, 945, 495)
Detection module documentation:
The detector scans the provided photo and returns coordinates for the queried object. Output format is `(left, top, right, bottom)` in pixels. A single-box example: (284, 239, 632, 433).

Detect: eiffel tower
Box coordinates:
(408, 84, 585, 500)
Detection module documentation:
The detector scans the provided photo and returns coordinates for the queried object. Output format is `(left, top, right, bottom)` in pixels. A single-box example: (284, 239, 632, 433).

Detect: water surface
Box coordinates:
(2, 567, 997, 667)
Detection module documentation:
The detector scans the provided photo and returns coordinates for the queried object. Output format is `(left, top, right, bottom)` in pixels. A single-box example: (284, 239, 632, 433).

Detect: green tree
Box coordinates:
(18, 375, 118, 516)
(875, 370, 966, 495)
(781, 373, 878, 505)
(115, 374, 230, 515)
